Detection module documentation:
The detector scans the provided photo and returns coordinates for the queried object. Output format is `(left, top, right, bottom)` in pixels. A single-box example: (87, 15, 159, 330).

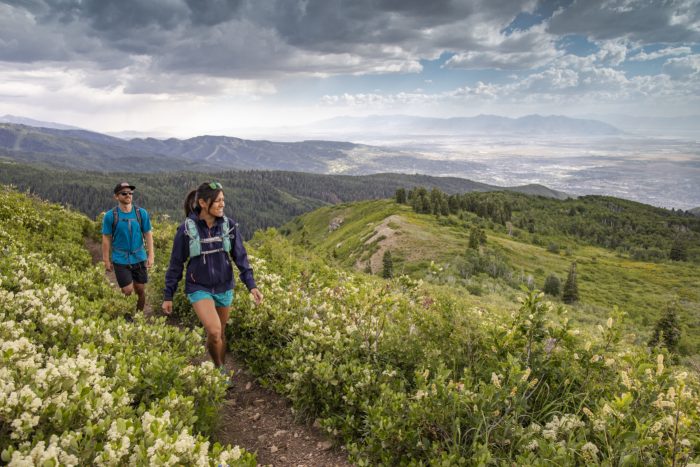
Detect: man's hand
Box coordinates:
(146, 255, 154, 269)
(250, 288, 263, 305)
(162, 300, 173, 315)
(104, 260, 113, 272)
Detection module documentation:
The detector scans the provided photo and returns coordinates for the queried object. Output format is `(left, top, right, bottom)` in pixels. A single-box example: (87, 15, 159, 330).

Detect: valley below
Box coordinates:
(347, 134, 700, 210)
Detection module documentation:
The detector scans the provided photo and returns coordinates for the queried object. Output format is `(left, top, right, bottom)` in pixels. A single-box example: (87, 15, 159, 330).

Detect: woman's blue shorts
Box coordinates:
(187, 289, 234, 307)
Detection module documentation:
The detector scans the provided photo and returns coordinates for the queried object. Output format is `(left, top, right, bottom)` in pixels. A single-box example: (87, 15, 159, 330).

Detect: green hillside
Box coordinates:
(281, 197, 700, 357)
(3, 185, 700, 464)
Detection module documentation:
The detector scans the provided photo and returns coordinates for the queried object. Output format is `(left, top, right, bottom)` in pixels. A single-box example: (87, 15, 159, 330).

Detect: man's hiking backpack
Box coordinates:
(111, 205, 146, 240)
(110, 206, 147, 261)
(184, 217, 234, 261)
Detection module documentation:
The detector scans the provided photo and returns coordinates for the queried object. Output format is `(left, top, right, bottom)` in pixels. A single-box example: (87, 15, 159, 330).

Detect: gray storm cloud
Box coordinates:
(0, 0, 698, 97)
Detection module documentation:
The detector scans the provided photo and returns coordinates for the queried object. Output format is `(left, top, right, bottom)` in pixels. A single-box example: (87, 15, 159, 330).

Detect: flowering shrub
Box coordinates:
(0, 187, 255, 466)
(228, 229, 700, 465)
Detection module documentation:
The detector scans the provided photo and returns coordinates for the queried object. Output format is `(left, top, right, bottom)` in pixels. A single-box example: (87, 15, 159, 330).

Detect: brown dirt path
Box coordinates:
(84, 238, 352, 467)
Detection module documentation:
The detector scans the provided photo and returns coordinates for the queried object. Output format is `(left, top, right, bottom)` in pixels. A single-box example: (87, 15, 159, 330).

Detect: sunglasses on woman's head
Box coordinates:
(119, 192, 133, 196)
(209, 182, 223, 190)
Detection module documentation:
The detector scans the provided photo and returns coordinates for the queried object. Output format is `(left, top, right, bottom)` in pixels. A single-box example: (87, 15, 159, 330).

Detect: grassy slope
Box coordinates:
(283, 199, 700, 356)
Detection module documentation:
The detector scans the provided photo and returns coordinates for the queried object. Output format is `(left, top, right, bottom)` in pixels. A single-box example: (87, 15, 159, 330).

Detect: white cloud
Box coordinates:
(595, 39, 630, 66)
(629, 46, 692, 61)
(662, 54, 700, 78)
(444, 25, 560, 70)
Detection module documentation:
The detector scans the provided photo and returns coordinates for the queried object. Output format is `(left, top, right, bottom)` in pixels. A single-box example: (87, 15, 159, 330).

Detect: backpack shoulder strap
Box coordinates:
(133, 205, 144, 232)
(111, 207, 119, 239)
(222, 217, 232, 253)
(184, 218, 201, 257)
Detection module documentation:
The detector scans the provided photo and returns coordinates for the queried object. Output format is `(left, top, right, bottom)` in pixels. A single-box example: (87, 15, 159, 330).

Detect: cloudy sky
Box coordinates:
(1, 0, 699, 137)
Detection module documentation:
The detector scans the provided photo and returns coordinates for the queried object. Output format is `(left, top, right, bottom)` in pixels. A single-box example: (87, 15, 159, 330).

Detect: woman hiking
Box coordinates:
(162, 182, 263, 381)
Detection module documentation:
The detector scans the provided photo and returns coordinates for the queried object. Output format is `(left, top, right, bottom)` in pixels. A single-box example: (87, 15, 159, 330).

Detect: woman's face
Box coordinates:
(206, 191, 225, 217)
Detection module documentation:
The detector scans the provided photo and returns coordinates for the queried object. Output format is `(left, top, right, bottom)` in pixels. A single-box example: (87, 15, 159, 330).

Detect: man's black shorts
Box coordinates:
(113, 261, 148, 288)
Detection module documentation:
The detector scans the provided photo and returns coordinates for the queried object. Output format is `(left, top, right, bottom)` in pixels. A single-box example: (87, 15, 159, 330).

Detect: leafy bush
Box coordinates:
(543, 274, 561, 296)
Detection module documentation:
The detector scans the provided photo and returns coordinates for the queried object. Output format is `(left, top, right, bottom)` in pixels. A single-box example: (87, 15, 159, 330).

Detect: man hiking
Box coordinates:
(102, 182, 154, 319)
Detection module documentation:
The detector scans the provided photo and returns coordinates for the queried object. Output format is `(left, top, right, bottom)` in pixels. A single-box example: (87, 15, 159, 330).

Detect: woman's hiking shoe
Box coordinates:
(218, 366, 233, 390)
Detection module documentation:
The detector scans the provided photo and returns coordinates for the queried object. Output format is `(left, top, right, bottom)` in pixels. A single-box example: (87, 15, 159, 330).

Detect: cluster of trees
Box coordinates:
(397, 187, 700, 262)
(396, 187, 512, 224)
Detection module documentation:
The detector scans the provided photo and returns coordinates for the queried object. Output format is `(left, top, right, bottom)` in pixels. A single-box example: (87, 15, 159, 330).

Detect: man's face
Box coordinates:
(115, 190, 133, 205)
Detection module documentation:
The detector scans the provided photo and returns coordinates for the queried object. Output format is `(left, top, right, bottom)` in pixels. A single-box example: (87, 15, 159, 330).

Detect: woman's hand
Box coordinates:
(162, 300, 173, 315)
(250, 288, 263, 305)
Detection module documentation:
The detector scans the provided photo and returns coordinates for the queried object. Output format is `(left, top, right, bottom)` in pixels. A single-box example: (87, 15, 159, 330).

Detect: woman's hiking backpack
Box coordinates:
(184, 217, 234, 262)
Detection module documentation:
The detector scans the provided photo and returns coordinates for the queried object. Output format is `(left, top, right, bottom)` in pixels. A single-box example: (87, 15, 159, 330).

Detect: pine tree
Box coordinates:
(648, 302, 682, 353)
(468, 227, 480, 249)
(562, 261, 579, 304)
(395, 188, 407, 204)
(543, 274, 561, 296)
(669, 238, 687, 261)
(478, 226, 487, 245)
(382, 250, 393, 278)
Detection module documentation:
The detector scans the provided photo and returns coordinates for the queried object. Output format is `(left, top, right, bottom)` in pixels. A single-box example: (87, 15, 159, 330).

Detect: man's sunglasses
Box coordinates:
(118, 191, 133, 196)
(208, 182, 223, 190)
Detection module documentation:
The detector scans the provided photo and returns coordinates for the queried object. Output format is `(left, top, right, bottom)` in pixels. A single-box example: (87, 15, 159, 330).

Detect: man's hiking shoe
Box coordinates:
(218, 366, 233, 390)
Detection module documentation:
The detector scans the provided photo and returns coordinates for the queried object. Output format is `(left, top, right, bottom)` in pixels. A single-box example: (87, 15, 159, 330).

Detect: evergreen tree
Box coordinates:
(440, 198, 449, 216)
(648, 302, 682, 353)
(300, 227, 310, 247)
(478, 226, 487, 245)
(562, 261, 579, 304)
(382, 250, 393, 278)
(395, 188, 407, 204)
(669, 238, 687, 261)
(468, 227, 480, 249)
(543, 274, 561, 296)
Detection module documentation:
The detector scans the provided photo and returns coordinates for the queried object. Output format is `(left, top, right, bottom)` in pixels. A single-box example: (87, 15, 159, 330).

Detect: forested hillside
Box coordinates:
(0, 161, 565, 238)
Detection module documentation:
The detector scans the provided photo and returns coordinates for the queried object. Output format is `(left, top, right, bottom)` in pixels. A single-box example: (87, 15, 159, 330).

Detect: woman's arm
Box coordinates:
(163, 225, 188, 301)
(229, 219, 257, 291)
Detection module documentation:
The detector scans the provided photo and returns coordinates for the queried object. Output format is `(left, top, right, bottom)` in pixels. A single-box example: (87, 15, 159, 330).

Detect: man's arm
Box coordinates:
(102, 234, 113, 272)
(144, 231, 154, 268)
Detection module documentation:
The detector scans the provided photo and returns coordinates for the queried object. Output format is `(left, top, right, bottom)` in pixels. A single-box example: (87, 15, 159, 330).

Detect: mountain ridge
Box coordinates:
(0, 118, 617, 177)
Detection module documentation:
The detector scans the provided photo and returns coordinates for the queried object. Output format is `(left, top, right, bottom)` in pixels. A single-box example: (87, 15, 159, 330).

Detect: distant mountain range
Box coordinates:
(0, 114, 82, 131)
(588, 114, 700, 138)
(0, 113, 621, 175)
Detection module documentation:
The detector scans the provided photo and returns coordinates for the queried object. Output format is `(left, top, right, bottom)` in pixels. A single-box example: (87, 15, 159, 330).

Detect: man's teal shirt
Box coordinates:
(102, 207, 152, 265)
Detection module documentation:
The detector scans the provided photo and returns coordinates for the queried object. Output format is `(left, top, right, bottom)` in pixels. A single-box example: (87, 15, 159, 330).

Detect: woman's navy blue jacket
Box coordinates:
(163, 214, 256, 301)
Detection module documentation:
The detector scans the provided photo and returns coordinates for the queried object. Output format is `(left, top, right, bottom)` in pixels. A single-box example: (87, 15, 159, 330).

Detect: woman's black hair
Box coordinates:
(184, 182, 224, 217)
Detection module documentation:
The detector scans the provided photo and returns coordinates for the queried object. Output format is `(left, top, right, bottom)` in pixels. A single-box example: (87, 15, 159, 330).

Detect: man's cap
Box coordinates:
(114, 182, 136, 194)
